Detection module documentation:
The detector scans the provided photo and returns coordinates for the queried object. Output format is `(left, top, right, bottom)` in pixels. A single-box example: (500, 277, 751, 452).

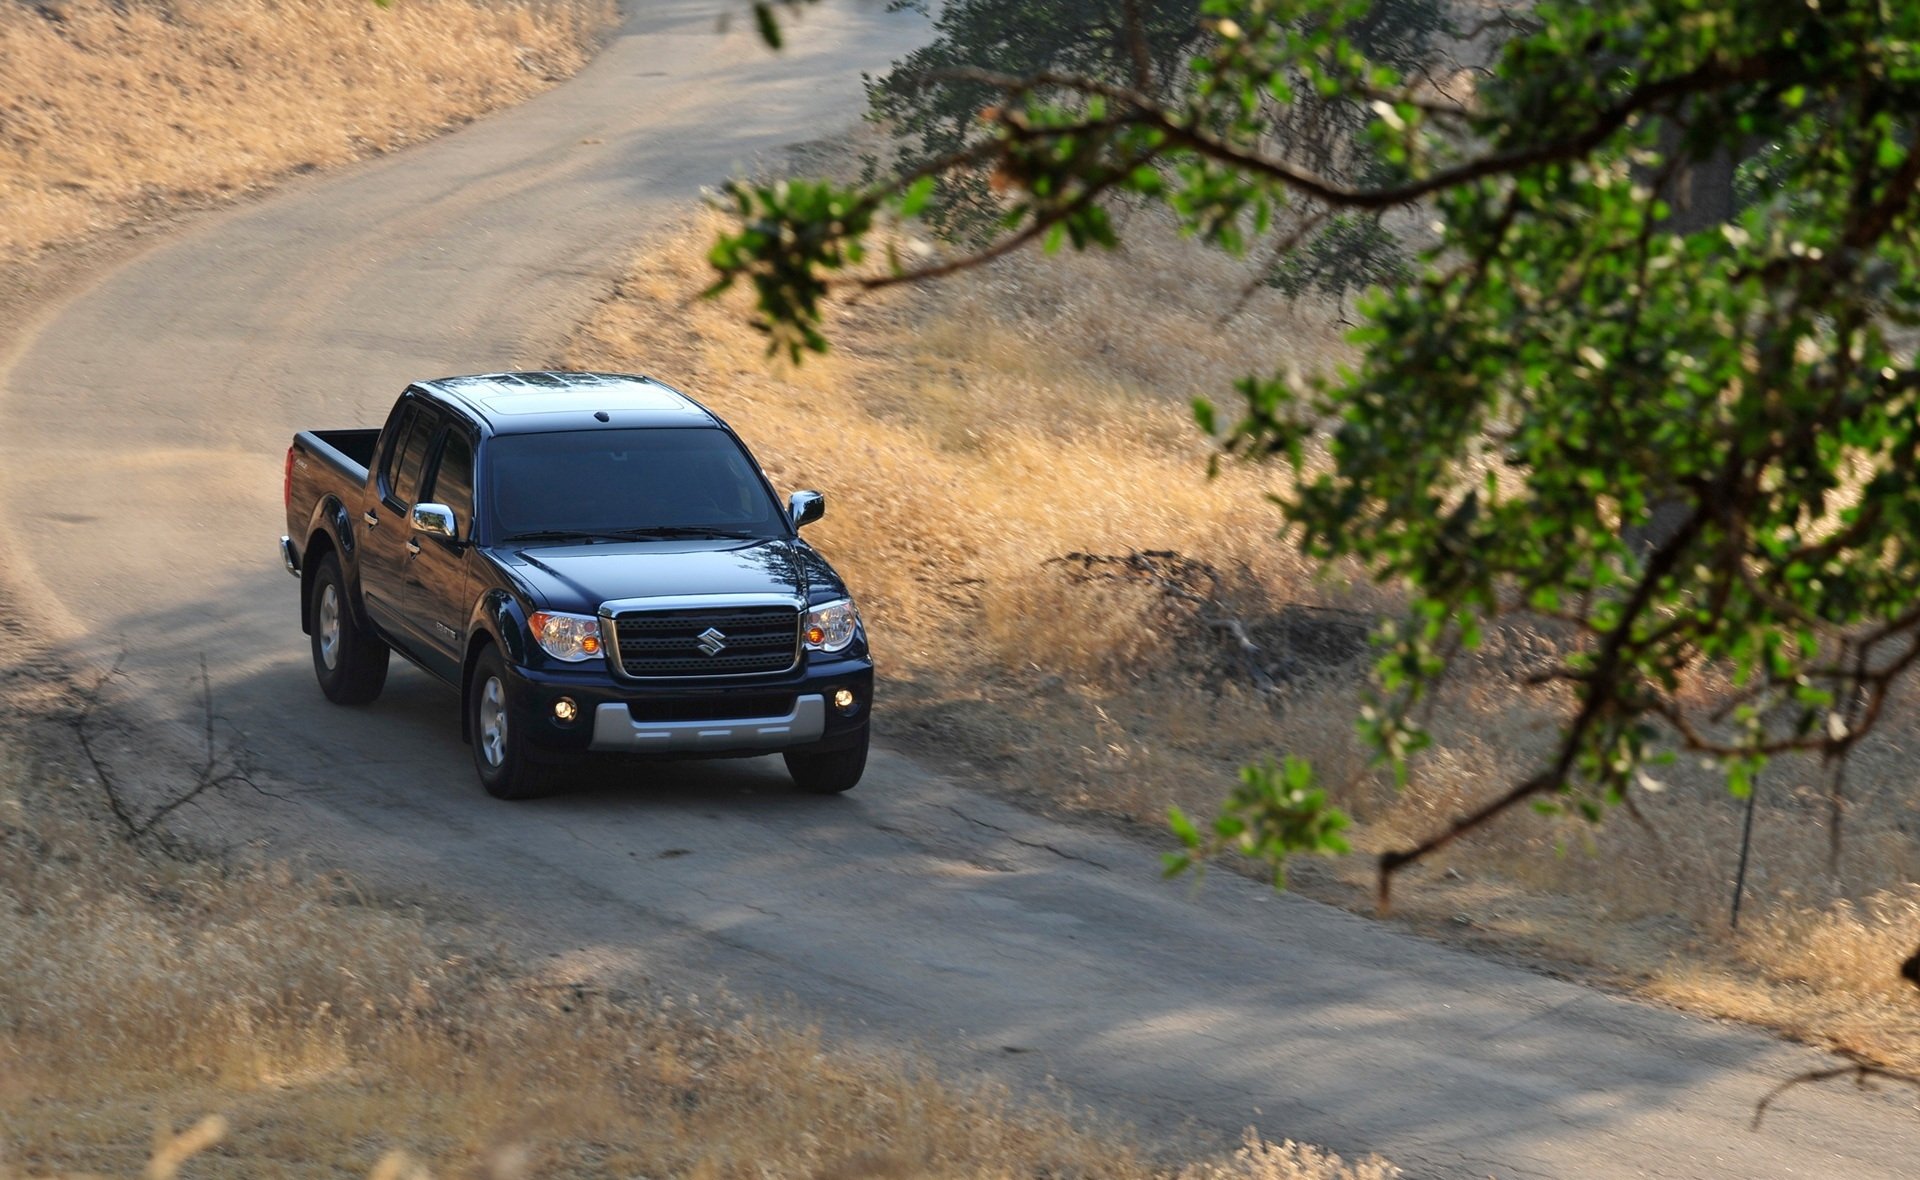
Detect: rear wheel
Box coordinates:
(783, 725, 868, 794)
(310, 551, 388, 704)
(469, 646, 559, 800)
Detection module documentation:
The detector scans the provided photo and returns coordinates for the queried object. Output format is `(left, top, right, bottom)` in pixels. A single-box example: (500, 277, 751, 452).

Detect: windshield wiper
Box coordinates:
(607, 526, 767, 540)
(503, 529, 632, 544)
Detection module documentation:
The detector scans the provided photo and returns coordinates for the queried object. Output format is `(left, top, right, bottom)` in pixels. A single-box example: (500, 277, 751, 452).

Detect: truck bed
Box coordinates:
(306, 428, 380, 474)
(286, 427, 379, 551)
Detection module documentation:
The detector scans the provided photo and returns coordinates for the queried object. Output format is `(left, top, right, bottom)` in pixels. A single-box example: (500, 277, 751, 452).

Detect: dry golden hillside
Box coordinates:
(0, 0, 611, 261)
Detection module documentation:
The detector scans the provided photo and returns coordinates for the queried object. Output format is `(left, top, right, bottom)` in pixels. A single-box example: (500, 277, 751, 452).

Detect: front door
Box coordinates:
(359, 398, 436, 655)
(400, 427, 476, 684)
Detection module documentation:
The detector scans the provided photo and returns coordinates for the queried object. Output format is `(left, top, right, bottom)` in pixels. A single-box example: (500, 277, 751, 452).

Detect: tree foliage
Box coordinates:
(860, 0, 1447, 299)
(866, 0, 1205, 242)
(711, 0, 1920, 929)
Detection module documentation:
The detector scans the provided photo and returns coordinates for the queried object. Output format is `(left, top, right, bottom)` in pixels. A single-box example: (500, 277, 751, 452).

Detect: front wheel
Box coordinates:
(468, 646, 559, 800)
(783, 726, 868, 794)
(310, 551, 388, 704)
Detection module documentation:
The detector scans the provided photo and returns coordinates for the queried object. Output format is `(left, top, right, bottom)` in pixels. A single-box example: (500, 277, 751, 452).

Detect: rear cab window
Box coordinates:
(380, 401, 439, 510)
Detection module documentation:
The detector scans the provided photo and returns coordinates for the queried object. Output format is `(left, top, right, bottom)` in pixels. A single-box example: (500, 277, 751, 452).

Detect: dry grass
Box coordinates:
(0, 753, 1394, 1179)
(566, 205, 1920, 1071)
(0, 0, 612, 261)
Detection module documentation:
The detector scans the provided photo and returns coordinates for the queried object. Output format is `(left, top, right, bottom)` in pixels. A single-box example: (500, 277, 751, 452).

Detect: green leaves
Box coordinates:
(898, 175, 937, 219)
(706, 177, 880, 361)
(754, 3, 784, 50)
(1163, 757, 1352, 888)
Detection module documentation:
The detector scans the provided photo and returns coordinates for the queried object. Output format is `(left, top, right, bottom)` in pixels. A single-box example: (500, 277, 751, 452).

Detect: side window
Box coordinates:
(379, 403, 423, 506)
(425, 431, 475, 539)
(391, 411, 439, 508)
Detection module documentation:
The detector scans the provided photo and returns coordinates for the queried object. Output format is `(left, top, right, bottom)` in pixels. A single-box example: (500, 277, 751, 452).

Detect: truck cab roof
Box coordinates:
(416, 371, 718, 435)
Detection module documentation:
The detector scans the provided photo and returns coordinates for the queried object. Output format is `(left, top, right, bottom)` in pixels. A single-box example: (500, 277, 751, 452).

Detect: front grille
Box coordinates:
(608, 605, 800, 679)
(627, 693, 797, 723)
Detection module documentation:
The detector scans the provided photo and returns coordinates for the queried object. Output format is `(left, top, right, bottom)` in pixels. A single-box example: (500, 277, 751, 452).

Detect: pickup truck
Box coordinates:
(281, 371, 872, 799)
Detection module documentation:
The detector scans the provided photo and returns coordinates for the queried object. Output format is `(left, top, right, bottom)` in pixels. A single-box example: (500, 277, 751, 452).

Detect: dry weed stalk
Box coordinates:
(144, 1117, 227, 1180)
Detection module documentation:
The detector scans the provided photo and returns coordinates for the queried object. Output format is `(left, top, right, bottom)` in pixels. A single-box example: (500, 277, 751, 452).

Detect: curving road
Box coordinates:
(3, 4, 1917, 1176)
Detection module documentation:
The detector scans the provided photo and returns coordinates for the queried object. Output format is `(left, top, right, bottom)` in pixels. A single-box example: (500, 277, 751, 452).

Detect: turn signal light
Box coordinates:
(529, 611, 603, 661)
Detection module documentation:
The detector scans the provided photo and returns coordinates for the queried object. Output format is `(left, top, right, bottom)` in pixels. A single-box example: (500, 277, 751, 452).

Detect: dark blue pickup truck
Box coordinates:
(281, 371, 871, 799)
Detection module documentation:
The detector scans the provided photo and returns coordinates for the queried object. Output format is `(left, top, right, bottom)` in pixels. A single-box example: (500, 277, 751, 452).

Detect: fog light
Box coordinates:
(554, 697, 579, 723)
(832, 688, 857, 713)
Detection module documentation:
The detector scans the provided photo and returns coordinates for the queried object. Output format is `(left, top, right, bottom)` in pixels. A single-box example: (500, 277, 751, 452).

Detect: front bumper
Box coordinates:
(503, 653, 872, 759)
(589, 694, 825, 753)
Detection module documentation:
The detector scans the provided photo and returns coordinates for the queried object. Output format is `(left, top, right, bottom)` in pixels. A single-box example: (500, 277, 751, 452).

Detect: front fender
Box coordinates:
(461, 589, 529, 742)
(473, 588, 530, 666)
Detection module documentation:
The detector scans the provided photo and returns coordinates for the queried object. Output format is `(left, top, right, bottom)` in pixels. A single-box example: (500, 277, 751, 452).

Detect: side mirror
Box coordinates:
(788, 490, 825, 529)
(411, 503, 459, 540)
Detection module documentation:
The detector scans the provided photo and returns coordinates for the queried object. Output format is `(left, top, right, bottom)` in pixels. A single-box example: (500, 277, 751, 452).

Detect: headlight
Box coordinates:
(529, 611, 603, 662)
(804, 598, 860, 653)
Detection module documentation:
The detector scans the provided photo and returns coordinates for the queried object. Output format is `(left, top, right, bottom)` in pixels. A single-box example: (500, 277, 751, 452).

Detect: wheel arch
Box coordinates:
(459, 629, 497, 744)
(298, 530, 334, 635)
(298, 496, 360, 634)
(461, 589, 532, 743)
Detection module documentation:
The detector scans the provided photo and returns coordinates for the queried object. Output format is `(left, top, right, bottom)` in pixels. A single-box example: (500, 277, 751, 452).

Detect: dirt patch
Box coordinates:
(1046, 550, 1372, 689)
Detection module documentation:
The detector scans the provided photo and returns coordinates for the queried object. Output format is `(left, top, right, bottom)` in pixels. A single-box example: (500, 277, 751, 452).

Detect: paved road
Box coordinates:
(3, 4, 1916, 1176)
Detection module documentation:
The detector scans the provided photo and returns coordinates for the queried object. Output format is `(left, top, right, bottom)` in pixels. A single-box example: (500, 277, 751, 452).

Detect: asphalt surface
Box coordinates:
(3, 4, 1917, 1176)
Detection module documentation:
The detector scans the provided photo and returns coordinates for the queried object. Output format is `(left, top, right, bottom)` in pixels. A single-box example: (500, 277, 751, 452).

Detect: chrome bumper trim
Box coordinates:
(588, 694, 826, 753)
(279, 536, 300, 576)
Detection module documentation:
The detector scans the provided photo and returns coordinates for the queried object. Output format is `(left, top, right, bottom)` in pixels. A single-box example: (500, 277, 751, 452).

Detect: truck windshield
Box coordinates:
(485, 428, 788, 542)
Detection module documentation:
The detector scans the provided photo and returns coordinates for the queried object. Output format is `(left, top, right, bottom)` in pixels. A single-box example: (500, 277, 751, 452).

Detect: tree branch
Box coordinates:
(933, 51, 1775, 211)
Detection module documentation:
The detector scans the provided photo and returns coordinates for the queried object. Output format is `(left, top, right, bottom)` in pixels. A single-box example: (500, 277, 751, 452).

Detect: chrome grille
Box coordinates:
(606, 604, 800, 678)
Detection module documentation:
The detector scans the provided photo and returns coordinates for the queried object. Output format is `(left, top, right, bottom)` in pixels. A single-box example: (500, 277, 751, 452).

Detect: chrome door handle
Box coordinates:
(405, 540, 421, 556)
(362, 510, 378, 527)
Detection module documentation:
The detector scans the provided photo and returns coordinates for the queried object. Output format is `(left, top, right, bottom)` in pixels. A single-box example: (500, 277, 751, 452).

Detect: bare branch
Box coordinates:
(852, 168, 1126, 292)
(932, 51, 1774, 211)
(69, 653, 276, 855)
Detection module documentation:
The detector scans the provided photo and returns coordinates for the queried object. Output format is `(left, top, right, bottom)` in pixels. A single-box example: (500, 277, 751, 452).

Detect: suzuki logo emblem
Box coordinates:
(696, 626, 728, 657)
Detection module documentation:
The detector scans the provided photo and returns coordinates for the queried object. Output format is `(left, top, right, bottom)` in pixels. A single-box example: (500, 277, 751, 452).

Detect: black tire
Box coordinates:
(783, 725, 868, 794)
(468, 645, 559, 800)
(310, 551, 389, 705)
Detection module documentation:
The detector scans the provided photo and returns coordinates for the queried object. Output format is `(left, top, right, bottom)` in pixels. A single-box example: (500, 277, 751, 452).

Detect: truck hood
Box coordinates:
(490, 537, 849, 615)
